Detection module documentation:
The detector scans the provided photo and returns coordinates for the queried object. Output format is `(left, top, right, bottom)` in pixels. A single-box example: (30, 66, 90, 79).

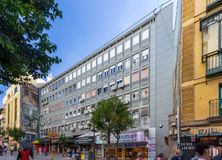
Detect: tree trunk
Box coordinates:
(107, 131, 111, 160)
(115, 137, 119, 160)
(62, 144, 65, 157)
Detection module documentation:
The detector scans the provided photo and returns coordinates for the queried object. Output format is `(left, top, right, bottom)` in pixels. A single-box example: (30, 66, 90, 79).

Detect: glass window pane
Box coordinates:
(133, 34, 139, 45)
(142, 28, 149, 40)
(124, 39, 131, 50)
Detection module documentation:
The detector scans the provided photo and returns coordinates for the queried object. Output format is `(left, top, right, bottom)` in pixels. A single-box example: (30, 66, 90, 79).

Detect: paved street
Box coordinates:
(0, 152, 70, 160)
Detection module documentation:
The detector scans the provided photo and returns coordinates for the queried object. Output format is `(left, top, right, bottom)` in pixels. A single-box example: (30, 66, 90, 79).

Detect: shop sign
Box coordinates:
(180, 137, 195, 151)
(75, 136, 93, 144)
(110, 131, 145, 143)
(197, 128, 217, 135)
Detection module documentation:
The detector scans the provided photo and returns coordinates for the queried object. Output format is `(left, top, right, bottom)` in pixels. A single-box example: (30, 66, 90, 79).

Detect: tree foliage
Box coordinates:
(91, 96, 134, 159)
(0, 128, 7, 137)
(59, 133, 66, 157)
(0, 0, 62, 86)
(7, 127, 25, 142)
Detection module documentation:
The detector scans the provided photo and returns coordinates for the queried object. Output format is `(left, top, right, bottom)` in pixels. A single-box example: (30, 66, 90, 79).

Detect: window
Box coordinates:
(86, 91, 91, 99)
(97, 56, 102, 65)
(124, 39, 131, 50)
(87, 63, 91, 71)
(103, 52, 108, 62)
(117, 44, 123, 54)
(77, 82, 81, 89)
(141, 88, 149, 98)
(69, 86, 72, 94)
(132, 110, 139, 120)
(103, 85, 108, 93)
(77, 69, 81, 76)
(110, 65, 116, 75)
(73, 71, 76, 78)
(110, 48, 115, 58)
(133, 34, 139, 45)
(117, 78, 123, 85)
(69, 74, 72, 81)
(98, 72, 103, 79)
(97, 88, 102, 95)
(91, 90, 96, 97)
(65, 76, 69, 83)
(203, 22, 219, 55)
(81, 93, 85, 100)
(82, 66, 86, 73)
(141, 68, 149, 79)
(92, 59, 96, 68)
(69, 99, 73, 105)
(110, 81, 115, 87)
(125, 58, 131, 69)
(117, 62, 123, 71)
(92, 74, 96, 82)
(133, 54, 139, 66)
(82, 79, 85, 86)
(124, 75, 130, 85)
(124, 94, 130, 102)
(66, 113, 68, 117)
(104, 69, 109, 77)
(132, 71, 139, 82)
(142, 28, 149, 40)
(142, 49, 149, 60)
(132, 90, 139, 100)
(87, 77, 91, 84)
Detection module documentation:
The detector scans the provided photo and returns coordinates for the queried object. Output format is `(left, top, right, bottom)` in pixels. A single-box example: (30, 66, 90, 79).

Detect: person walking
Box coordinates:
(213, 147, 222, 160)
(171, 149, 183, 160)
(136, 152, 144, 160)
(10, 145, 14, 155)
(191, 142, 211, 160)
(17, 145, 34, 160)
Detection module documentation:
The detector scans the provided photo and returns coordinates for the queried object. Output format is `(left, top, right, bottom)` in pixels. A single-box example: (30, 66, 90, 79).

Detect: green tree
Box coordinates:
(91, 96, 134, 160)
(7, 127, 25, 143)
(59, 133, 66, 157)
(0, 128, 7, 137)
(0, 0, 62, 87)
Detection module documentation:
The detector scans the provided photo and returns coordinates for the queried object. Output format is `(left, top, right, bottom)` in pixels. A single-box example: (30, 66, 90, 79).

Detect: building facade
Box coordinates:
(2, 84, 39, 143)
(40, 3, 175, 158)
(180, 0, 222, 158)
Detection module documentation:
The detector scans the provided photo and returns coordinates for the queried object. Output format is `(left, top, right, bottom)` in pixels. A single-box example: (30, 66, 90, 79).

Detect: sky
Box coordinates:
(0, 0, 170, 106)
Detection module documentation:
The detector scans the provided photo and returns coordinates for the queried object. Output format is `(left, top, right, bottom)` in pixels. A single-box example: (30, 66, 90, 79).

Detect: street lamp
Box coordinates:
(88, 123, 96, 160)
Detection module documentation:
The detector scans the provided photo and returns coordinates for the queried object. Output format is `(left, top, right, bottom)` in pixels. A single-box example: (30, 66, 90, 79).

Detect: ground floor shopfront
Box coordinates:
(180, 125, 222, 160)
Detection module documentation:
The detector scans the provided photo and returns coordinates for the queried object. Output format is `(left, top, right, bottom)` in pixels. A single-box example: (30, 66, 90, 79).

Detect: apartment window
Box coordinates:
(81, 93, 85, 100)
(132, 110, 139, 120)
(124, 75, 130, 85)
(73, 71, 76, 78)
(104, 69, 109, 77)
(77, 82, 81, 89)
(73, 98, 77, 104)
(65, 76, 69, 83)
(102, 84, 108, 92)
(125, 58, 131, 69)
(132, 90, 139, 100)
(65, 88, 68, 95)
(124, 94, 130, 102)
(92, 59, 96, 68)
(97, 56, 102, 65)
(133, 54, 139, 66)
(91, 90, 96, 97)
(142, 49, 149, 60)
(92, 74, 96, 82)
(110, 81, 115, 87)
(97, 88, 102, 95)
(82, 66, 86, 73)
(110, 65, 116, 75)
(98, 72, 103, 80)
(132, 71, 139, 82)
(77, 68, 81, 76)
(110, 48, 115, 58)
(69, 74, 72, 81)
(117, 44, 123, 54)
(103, 52, 108, 62)
(82, 79, 85, 87)
(124, 39, 131, 50)
(86, 91, 91, 99)
(117, 62, 123, 71)
(117, 78, 123, 85)
(132, 34, 139, 46)
(73, 84, 77, 90)
(69, 99, 73, 105)
(142, 28, 149, 40)
(66, 113, 68, 117)
(69, 86, 72, 94)
(87, 77, 91, 84)
(141, 88, 149, 98)
(141, 67, 149, 79)
(87, 63, 91, 71)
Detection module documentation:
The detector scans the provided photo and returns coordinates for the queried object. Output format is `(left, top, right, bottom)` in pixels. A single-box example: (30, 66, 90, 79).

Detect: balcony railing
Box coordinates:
(209, 99, 220, 118)
(206, 53, 222, 76)
(207, 0, 222, 11)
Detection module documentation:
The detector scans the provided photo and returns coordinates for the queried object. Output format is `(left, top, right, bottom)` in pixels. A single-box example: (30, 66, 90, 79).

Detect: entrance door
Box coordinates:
(219, 85, 222, 116)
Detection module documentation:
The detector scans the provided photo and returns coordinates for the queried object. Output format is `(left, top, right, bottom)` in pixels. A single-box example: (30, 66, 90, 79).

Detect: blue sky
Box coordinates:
(0, 0, 168, 106)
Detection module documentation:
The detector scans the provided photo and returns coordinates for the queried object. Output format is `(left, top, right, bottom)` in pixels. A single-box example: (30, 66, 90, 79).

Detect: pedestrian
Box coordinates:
(136, 152, 144, 160)
(10, 145, 14, 155)
(0, 145, 3, 156)
(155, 153, 166, 160)
(17, 144, 34, 160)
(213, 147, 222, 160)
(191, 142, 211, 160)
(171, 149, 183, 160)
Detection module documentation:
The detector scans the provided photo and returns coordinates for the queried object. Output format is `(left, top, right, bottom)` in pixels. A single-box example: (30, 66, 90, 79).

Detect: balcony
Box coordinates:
(206, 53, 222, 77)
(207, 0, 222, 11)
(209, 99, 222, 121)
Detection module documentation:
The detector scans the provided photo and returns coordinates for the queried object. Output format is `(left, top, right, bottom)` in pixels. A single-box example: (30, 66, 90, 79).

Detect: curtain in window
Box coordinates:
(124, 75, 130, 85)
(132, 71, 139, 82)
(141, 68, 149, 79)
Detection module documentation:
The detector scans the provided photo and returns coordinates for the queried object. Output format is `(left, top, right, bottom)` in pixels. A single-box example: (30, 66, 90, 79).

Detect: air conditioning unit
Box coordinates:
(111, 85, 117, 91)
(80, 99, 85, 103)
(84, 110, 89, 114)
(118, 83, 124, 88)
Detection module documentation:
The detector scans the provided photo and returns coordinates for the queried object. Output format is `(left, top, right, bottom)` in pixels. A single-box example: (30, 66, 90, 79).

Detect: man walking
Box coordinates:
(171, 149, 182, 160)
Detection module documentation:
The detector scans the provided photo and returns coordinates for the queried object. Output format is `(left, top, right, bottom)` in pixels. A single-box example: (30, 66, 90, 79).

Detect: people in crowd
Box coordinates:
(17, 145, 34, 160)
(171, 149, 183, 160)
(155, 153, 166, 160)
(10, 144, 14, 155)
(213, 147, 222, 160)
(191, 142, 211, 160)
(0, 145, 3, 156)
(136, 152, 144, 160)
